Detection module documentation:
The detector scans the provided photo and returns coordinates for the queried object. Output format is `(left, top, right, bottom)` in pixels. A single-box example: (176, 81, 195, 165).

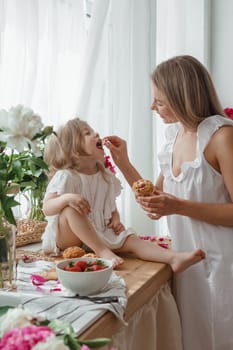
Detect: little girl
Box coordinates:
(42, 117, 205, 269)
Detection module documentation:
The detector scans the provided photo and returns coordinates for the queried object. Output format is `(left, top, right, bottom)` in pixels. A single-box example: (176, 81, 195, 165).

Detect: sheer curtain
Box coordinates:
(0, 0, 158, 234)
(76, 0, 157, 234)
(0, 0, 87, 127)
(155, 0, 210, 152)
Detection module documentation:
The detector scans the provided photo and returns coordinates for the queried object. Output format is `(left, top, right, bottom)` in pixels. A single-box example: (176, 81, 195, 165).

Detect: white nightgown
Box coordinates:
(42, 169, 135, 254)
(158, 115, 233, 350)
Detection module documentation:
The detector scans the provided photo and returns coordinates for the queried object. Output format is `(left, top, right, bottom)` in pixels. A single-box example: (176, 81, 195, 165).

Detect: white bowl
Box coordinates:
(56, 257, 113, 296)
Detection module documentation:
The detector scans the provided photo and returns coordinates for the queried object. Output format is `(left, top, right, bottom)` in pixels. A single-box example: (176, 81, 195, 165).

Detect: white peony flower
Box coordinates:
(0, 104, 43, 152)
(32, 335, 70, 350)
(0, 307, 34, 336)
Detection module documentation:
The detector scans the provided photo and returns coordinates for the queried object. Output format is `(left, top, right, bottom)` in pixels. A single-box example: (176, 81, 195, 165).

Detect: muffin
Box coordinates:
(132, 179, 154, 196)
(62, 246, 86, 259)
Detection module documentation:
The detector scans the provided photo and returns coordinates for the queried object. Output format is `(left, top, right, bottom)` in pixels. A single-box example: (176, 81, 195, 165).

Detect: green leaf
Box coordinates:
(63, 334, 81, 350)
(48, 319, 76, 336)
(3, 207, 16, 225)
(78, 338, 112, 348)
(0, 196, 18, 225)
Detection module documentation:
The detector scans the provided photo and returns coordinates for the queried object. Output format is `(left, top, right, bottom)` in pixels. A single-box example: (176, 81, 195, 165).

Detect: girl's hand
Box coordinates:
(136, 189, 180, 220)
(108, 219, 125, 235)
(67, 194, 91, 215)
(108, 209, 125, 234)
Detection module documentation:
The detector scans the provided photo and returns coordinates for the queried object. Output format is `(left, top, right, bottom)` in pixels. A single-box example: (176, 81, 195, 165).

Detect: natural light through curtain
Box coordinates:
(0, 0, 158, 235)
(0, 0, 87, 127)
(76, 0, 158, 234)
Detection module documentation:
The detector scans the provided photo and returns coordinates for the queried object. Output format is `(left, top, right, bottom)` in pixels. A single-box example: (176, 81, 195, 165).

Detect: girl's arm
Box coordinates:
(43, 192, 90, 216)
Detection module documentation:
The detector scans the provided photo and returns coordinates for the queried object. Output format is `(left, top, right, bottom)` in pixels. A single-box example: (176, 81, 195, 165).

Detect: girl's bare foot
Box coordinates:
(98, 248, 124, 268)
(171, 249, 206, 273)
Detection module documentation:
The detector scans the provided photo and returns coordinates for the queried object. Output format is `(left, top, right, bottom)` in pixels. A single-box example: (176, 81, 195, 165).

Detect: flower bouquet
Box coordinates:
(0, 105, 53, 287)
(0, 306, 114, 350)
(0, 104, 53, 225)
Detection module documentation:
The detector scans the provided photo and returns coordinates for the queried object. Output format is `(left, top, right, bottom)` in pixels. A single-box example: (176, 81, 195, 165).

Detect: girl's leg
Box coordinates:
(118, 235, 205, 273)
(57, 207, 123, 267)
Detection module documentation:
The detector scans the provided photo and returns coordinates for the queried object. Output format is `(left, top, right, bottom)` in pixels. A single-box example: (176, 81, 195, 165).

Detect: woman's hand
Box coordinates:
(136, 189, 181, 220)
(103, 135, 129, 166)
(104, 135, 142, 186)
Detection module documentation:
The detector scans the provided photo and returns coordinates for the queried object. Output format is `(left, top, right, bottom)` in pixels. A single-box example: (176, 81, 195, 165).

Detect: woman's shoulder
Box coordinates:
(198, 115, 233, 152)
(209, 120, 233, 146)
(198, 115, 233, 139)
(199, 114, 233, 129)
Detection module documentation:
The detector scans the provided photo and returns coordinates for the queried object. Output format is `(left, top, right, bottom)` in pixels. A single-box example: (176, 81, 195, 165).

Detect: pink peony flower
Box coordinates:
(0, 325, 54, 350)
(224, 107, 233, 120)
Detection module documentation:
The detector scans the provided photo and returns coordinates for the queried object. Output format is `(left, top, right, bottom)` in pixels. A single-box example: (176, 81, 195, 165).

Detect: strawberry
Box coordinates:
(67, 265, 82, 272)
(63, 259, 108, 272)
(91, 265, 103, 271)
(74, 260, 87, 271)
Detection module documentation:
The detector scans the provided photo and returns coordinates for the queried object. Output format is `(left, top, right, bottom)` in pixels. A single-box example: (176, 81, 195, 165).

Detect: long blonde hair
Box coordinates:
(151, 55, 225, 128)
(44, 118, 109, 180)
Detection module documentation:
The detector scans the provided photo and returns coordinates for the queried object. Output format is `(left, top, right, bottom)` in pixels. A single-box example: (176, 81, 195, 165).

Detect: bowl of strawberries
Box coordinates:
(56, 257, 113, 295)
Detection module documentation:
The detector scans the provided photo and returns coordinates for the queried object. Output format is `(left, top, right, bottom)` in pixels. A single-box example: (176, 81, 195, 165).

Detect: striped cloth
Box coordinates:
(1, 260, 127, 335)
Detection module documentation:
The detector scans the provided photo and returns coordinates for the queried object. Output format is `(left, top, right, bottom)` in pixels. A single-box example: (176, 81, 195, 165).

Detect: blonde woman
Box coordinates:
(104, 55, 233, 349)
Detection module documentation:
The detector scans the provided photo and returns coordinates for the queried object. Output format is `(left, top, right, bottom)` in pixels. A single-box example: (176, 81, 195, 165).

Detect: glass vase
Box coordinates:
(0, 218, 16, 290)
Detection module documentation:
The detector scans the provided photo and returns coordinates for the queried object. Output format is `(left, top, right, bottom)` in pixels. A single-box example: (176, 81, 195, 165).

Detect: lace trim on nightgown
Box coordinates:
(197, 115, 233, 152)
(158, 115, 233, 182)
(158, 122, 179, 179)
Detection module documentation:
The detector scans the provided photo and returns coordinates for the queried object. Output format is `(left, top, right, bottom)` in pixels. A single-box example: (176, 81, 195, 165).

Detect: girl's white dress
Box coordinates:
(158, 115, 233, 350)
(42, 169, 135, 254)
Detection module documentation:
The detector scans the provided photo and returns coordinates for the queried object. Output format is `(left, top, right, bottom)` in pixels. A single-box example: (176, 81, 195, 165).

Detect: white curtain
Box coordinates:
(0, 0, 158, 234)
(0, 0, 87, 127)
(76, 0, 157, 234)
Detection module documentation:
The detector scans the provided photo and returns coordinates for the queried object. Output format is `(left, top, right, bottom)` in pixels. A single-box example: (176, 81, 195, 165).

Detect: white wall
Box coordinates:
(210, 0, 233, 108)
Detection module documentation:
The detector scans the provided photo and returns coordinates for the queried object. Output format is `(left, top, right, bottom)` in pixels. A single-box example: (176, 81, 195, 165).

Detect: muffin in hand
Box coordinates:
(132, 179, 154, 196)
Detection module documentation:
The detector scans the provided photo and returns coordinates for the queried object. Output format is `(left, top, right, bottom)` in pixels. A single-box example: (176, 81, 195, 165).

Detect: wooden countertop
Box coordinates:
(79, 254, 172, 340)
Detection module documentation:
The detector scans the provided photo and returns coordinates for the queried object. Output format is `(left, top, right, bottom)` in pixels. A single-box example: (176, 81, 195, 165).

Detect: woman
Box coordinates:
(104, 55, 233, 349)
